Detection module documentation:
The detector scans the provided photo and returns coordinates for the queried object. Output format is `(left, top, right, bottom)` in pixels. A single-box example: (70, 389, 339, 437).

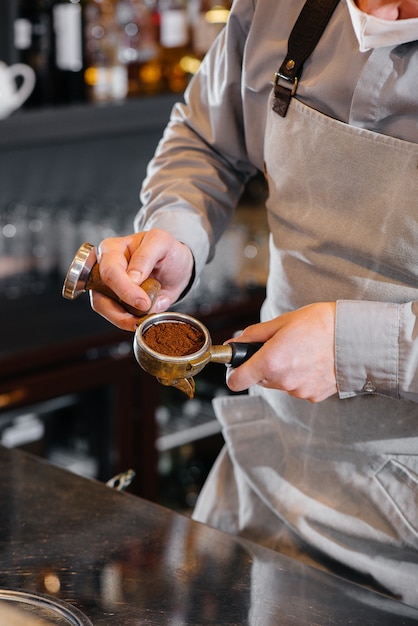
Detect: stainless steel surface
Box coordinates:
(1, 445, 418, 625)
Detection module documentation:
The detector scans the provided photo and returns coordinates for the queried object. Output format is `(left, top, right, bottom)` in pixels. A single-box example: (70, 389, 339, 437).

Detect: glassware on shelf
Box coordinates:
(28, 202, 56, 293)
(0, 196, 134, 299)
(0, 201, 32, 298)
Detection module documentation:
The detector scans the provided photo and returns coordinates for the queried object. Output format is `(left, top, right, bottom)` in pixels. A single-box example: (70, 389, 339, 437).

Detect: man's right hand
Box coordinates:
(90, 229, 195, 331)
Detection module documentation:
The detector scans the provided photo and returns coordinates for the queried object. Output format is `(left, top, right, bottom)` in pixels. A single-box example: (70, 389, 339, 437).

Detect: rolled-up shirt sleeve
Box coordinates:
(336, 299, 418, 402)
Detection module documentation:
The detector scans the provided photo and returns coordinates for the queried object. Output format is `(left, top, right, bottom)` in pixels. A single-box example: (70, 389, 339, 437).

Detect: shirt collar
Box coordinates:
(346, 0, 418, 51)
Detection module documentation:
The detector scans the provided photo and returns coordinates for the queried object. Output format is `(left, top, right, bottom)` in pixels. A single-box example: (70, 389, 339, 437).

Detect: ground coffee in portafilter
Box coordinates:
(143, 321, 205, 357)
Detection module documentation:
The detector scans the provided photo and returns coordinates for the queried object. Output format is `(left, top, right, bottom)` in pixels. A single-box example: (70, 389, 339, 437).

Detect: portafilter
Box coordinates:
(63, 242, 262, 398)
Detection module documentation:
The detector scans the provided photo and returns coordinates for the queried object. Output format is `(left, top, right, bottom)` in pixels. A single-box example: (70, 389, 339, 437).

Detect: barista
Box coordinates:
(90, 0, 418, 608)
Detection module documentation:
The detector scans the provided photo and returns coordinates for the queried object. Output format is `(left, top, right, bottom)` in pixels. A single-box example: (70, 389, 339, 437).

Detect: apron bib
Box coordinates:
(193, 96, 418, 607)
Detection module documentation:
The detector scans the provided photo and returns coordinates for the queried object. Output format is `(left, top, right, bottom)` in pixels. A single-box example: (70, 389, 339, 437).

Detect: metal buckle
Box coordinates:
(274, 71, 299, 97)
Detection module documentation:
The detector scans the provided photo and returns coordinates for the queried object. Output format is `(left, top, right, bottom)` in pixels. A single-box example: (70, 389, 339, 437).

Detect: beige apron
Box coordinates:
(193, 95, 418, 607)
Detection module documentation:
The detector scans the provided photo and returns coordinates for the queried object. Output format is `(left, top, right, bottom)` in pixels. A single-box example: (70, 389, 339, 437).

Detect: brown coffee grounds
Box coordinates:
(143, 321, 205, 357)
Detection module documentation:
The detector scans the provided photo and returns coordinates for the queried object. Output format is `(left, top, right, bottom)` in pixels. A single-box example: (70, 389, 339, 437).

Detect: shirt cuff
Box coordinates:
(335, 300, 400, 399)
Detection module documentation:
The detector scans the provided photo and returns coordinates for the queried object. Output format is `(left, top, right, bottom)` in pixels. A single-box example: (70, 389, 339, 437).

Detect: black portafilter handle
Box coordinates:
(229, 342, 264, 367)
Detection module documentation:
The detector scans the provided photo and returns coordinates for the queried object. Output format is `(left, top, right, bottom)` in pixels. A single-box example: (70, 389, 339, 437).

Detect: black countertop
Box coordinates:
(1, 445, 418, 625)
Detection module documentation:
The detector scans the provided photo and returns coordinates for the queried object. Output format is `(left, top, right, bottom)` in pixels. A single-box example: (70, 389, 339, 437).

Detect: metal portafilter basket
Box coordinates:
(134, 311, 262, 398)
(63, 243, 262, 398)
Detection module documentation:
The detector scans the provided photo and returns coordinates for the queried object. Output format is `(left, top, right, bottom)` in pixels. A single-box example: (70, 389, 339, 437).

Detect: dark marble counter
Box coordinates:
(0, 445, 417, 625)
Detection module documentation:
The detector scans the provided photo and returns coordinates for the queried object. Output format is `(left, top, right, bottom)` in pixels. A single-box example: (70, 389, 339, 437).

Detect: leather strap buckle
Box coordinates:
(273, 0, 340, 117)
(274, 71, 299, 97)
(273, 70, 299, 117)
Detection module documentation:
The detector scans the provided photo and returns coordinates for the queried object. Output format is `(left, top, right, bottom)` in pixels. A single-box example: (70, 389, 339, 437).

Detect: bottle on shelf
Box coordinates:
(158, 0, 191, 93)
(190, 0, 231, 61)
(14, 0, 200, 108)
(84, 0, 128, 102)
(51, 0, 87, 104)
(14, 0, 55, 107)
(14, 0, 87, 106)
(115, 0, 163, 97)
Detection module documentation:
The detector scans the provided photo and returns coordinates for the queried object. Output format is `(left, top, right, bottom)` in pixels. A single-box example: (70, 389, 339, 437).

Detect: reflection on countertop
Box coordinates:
(0, 445, 418, 625)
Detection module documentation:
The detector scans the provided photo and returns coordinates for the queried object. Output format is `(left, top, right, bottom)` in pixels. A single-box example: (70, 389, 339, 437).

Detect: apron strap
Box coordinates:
(273, 0, 340, 117)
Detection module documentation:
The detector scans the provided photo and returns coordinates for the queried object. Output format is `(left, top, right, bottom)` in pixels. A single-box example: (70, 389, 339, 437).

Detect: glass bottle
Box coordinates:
(191, 0, 231, 61)
(14, 0, 55, 107)
(116, 0, 163, 97)
(158, 0, 191, 93)
(84, 0, 128, 102)
(51, 0, 87, 103)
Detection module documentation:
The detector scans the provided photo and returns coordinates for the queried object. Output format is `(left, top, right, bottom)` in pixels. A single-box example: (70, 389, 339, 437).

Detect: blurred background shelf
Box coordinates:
(0, 93, 179, 210)
(0, 94, 179, 149)
(0, 0, 268, 512)
(0, 283, 266, 509)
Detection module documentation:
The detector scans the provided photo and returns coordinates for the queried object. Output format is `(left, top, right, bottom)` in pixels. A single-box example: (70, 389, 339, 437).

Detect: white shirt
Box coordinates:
(346, 0, 418, 50)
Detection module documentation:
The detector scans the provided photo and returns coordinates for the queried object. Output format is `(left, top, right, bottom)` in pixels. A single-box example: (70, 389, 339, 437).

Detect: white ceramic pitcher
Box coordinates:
(0, 61, 36, 120)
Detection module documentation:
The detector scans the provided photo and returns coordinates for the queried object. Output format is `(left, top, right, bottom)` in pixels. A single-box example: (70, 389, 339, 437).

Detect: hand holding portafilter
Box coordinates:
(63, 243, 262, 397)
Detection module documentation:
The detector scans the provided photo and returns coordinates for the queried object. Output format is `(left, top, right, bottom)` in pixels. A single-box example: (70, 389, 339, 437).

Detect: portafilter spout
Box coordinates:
(62, 242, 161, 316)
